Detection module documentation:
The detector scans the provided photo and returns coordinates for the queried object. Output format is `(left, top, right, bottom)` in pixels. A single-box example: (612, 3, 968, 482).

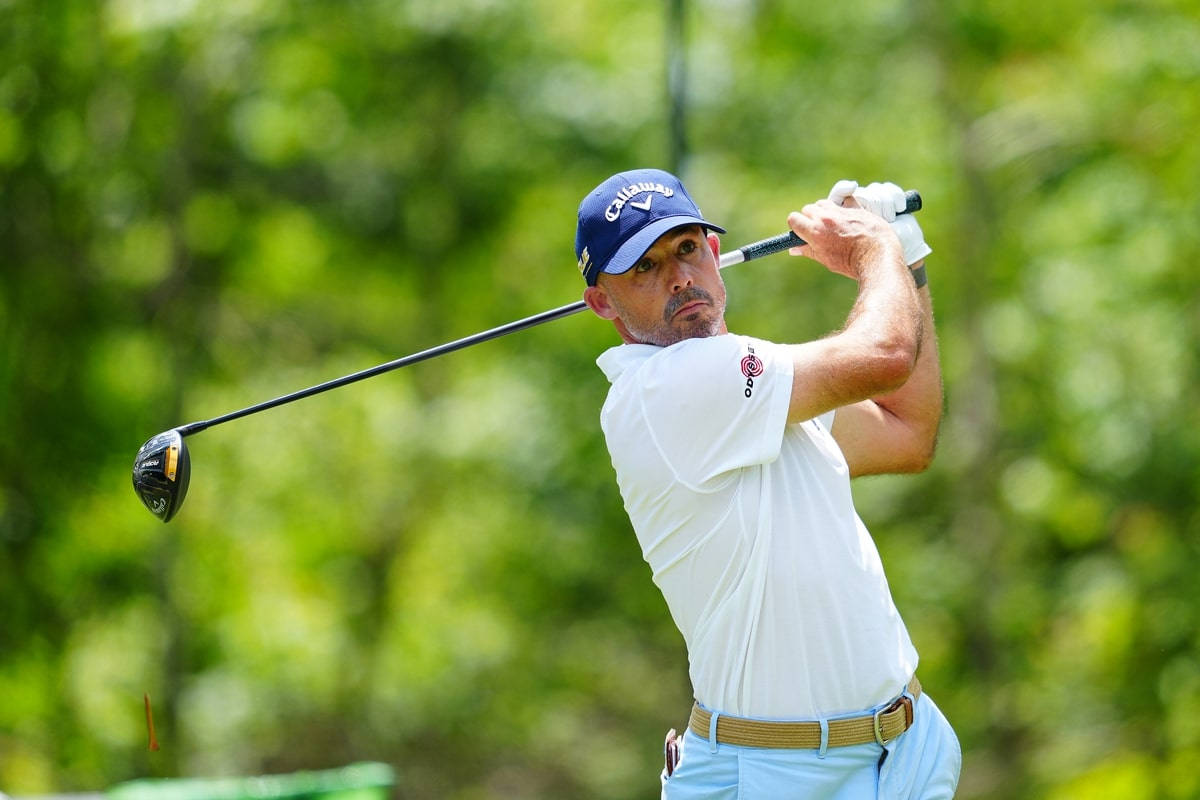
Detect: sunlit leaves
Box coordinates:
(3, 0, 1200, 797)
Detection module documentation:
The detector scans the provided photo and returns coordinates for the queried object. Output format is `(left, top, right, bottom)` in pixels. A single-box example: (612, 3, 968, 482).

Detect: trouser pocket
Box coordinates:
(664, 727, 681, 777)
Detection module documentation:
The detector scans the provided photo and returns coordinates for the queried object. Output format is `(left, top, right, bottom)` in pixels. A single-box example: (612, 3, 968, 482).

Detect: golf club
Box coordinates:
(132, 190, 922, 522)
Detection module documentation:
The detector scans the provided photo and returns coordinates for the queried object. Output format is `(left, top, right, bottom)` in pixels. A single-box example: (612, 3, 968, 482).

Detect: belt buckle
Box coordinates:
(873, 693, 915, 746)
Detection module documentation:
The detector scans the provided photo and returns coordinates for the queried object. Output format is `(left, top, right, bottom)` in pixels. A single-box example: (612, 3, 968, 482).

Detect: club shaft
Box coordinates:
(176, 302, 585, 436)
(176, 190, 921, 437)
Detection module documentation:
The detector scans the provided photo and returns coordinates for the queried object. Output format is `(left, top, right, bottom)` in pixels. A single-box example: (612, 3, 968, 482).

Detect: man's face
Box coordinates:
(587, 225, 728, 347)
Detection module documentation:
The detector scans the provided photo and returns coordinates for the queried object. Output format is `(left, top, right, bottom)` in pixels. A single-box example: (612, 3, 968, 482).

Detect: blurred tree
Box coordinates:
(2, 0, 1199, 797)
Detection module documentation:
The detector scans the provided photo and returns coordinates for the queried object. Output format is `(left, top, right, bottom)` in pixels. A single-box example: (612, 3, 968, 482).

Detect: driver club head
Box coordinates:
(132, 429, 191, 522)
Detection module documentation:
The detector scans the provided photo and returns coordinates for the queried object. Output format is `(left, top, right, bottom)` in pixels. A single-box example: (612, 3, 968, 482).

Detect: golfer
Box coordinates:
(575, 169, 960, 798)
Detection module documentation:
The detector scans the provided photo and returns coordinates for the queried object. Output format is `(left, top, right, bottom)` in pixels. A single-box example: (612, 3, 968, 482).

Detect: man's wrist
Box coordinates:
(910, 263, 927, 288)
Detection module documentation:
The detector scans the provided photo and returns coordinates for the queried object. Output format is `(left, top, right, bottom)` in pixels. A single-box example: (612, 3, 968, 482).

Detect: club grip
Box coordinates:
(730, 189, 922, 266)
(732, 231, 805, 263)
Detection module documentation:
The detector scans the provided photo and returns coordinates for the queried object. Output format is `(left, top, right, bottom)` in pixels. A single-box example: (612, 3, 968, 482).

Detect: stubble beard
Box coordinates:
(618, 286, 726, 347)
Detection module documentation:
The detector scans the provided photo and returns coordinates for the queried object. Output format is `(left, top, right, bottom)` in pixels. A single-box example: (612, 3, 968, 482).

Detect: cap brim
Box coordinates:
(599, 215, 727, 278)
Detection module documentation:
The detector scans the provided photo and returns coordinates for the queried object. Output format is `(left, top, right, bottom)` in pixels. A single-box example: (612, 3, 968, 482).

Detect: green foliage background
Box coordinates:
(2, 0, 1199, 797)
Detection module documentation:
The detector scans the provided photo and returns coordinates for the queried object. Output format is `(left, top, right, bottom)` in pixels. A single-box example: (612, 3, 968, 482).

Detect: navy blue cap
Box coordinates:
(575, 168, 726, 286)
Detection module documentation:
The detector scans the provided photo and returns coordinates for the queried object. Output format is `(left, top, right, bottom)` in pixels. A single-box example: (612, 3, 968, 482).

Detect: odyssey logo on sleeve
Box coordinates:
(741, 344, 763, 398)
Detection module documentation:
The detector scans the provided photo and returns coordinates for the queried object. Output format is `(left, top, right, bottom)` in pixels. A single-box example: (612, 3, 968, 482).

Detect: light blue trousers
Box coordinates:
(661, 693, 961, 799)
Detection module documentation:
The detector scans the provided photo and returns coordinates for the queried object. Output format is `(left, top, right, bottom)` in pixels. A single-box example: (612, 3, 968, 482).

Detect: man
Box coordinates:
(575, 169, 960, 798)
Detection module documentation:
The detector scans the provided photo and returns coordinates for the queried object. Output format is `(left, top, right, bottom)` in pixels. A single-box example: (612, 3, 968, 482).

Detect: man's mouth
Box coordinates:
(665, 289, 712, 321)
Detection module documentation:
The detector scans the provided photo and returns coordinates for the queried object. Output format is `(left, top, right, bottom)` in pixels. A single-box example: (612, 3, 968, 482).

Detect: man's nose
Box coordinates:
(667, 259, 693, 292)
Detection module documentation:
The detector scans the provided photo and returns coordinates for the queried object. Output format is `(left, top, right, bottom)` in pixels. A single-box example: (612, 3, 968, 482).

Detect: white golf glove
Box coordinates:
(828, 179, 932, 266)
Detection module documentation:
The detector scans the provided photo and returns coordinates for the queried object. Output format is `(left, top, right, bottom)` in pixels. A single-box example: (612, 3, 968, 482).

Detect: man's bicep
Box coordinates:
(830, 399, 928, 477)
(784, 339, 852, 425)
(785, 335, 908, 426)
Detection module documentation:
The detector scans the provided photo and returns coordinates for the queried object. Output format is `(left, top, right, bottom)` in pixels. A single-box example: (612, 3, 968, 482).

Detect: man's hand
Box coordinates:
(786, 199, 906, 281)
(829, 180, 932, 267)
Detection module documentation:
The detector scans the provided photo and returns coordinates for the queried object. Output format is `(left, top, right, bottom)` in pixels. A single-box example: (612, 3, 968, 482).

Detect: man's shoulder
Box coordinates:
(597, 342, 660, 383)
(598, 334, 748, 384)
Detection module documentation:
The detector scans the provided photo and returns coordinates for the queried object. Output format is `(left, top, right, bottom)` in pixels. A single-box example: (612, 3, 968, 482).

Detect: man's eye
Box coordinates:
(679, 239, 697, 255)
(634, 259, 654, 273)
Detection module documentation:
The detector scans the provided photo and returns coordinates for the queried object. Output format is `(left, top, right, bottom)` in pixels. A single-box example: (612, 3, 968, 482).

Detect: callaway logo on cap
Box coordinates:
(575, 168, 725, 286)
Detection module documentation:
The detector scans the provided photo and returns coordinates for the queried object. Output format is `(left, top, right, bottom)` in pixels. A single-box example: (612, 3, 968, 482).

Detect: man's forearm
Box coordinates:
(840, 239, 924, 369)
(869, 262, 943, 461)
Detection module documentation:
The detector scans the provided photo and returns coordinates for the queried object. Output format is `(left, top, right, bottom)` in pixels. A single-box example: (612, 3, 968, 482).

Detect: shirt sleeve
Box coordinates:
(634, 335, 793, 489)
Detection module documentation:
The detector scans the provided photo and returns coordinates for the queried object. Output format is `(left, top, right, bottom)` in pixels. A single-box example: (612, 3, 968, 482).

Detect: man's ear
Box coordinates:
(583, 285, 618, 320)
(584, 283, 639, 343)
(707, 231, 721, 262)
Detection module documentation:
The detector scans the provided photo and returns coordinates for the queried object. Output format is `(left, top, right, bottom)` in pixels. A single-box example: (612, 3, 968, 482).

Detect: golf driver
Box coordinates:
(132, 190, 922, 522)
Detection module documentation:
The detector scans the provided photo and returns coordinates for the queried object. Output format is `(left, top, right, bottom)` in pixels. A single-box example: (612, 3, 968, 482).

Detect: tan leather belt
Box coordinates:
(688, 676, 921, 749)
